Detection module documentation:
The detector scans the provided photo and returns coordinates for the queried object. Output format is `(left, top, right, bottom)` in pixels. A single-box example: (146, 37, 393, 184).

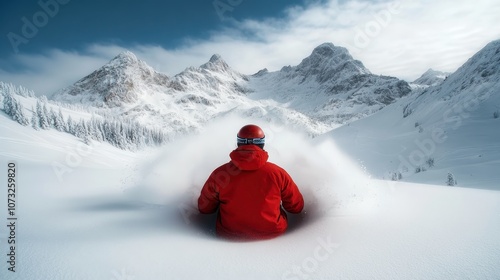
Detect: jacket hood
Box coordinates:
(229, 145, 269, 171)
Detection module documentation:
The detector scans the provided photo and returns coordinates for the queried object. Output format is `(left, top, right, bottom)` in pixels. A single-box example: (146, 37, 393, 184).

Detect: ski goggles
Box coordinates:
(237, 136, 265, 145)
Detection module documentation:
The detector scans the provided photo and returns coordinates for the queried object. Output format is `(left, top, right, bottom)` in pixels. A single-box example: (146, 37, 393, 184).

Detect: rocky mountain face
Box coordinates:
(248, 43, 412, 124)
(295, 43, 370, 83)
(52, 51, 173, 107)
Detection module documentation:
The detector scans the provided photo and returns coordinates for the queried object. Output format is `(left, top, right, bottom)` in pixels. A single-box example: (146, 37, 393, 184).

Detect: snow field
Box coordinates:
(1, 108, 499, 279)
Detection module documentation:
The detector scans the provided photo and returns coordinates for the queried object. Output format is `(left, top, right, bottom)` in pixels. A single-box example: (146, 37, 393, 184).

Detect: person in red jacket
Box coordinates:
(198, 124, 304, 240)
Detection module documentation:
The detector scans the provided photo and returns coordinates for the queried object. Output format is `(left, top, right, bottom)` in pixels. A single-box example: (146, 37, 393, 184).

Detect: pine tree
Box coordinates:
(446, 173, 457, 186)
(31, 107, 39, 130)
(82, 120, 92, 145)
(101, 120, 110, 143)
(115, 122, 127, 149)
(133, 122, 145, 148)
(49, 108, 57, 128)
(36, 100, 50, 129)
(96, 119, 105, 142)
(74, 120, 87, 139)
(66, 115, 75, 134)
(43, 104, 50, 126)
(83, 134, 92, 145)
(90, 117, 103, 142)
(2, 92, 29, 126)
(11, 98, 29, 126)
(2, 91, 13, 115)
(58, 109, 66, 130)
(86, 117, 98, 141)
(54, 108, 65, 132)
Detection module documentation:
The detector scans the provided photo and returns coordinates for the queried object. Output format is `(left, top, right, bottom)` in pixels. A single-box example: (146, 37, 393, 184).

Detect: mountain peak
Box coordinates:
(311, 42, 350, 58)
(295, 42, 369, 81)
(209, 54, 223, 63)
(117, 50, 137, 59)
(413, 68, 449, 86)
(422, 68, 446, 76)
(201, 54, 230, 72)
(110, 50, 139, 66)
(52, 49, 171, 107)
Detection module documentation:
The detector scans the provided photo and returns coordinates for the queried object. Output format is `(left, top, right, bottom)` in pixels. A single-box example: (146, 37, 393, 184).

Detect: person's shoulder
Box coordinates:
(210, 161, 234, 173)
(262, 162, 294, 182)
(263, 162, 287, 173)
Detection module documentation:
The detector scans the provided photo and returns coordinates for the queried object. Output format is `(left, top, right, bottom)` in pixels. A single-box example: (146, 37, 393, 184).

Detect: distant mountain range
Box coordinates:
(51, 42, 413, 132)
(2, 39, 499, 154)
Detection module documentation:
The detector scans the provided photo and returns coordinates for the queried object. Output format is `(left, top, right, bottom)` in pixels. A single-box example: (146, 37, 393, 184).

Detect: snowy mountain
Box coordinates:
(51, 43, 411, 136)
(403, 39, 500, 120)
(248, 43, 412, 124)
(46, 51, 329, 136)
(51, 50, 252, 106)
(327, 39, 500, 189)
(52, 51, 172, 107)
(51, 52, 236, 134)
(4, 40, 499, 157)
(412, 68, 450, 87)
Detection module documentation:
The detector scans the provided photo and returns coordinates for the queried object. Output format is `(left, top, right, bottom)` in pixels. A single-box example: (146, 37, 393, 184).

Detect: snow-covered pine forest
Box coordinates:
(1, 82, 167, 150)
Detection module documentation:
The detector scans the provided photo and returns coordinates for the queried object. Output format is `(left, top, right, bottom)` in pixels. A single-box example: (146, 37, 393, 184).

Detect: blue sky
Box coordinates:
(0, 0, 303, 55)
(1, 0, 499, 95)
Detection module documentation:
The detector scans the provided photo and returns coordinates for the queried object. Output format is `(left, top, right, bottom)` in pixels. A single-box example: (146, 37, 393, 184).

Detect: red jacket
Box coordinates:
(198, 145, 304, 240)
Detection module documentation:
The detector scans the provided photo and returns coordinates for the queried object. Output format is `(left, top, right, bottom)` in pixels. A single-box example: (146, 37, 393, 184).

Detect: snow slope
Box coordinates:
(327, 40, 500, 189)
(1, 113, 500, 280)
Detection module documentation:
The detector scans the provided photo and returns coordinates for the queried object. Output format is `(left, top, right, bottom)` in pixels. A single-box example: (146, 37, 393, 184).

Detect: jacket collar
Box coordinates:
(229, 145, 269, 171)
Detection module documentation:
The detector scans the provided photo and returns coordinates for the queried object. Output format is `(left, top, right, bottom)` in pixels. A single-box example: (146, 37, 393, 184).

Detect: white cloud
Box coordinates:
(1, 0, 499, 95)
(0, 50, 110, 96)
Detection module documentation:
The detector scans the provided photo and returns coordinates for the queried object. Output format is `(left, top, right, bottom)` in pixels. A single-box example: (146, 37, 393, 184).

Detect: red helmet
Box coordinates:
(237, 124, 265, 146)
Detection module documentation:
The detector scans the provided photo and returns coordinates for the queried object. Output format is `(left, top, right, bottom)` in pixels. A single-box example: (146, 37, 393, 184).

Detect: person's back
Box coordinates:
(198, 124, 304, 240)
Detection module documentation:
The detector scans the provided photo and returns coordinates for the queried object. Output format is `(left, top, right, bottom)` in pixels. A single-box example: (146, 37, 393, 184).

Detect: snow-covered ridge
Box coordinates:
(326, 39, 500, 189)
(404, 39, 500, 119)
(412, 68, 450, 87)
